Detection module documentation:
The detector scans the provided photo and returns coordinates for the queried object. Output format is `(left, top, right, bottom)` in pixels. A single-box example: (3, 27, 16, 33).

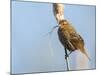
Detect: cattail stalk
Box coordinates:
(53, 3, 70, 71)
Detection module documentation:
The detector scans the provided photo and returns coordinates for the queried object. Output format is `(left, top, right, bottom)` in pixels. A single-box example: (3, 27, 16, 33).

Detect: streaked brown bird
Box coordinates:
(57, 19, 90, 60)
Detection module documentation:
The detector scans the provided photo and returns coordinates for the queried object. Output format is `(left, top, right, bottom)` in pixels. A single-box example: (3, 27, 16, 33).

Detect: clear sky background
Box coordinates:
(12, 1, 96, 74)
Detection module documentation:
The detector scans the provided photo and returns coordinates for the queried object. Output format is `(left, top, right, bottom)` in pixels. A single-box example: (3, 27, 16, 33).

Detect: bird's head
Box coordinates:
(59, 20, 68, 26)
(59, 20, 69, 29)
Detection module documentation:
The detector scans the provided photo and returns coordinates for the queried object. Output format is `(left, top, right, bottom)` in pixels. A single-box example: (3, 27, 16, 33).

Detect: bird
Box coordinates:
(57, 19, 90, 60)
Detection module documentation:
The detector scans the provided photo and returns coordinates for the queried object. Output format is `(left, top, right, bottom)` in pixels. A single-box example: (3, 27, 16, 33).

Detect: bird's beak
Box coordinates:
(58, 24, 61, 27)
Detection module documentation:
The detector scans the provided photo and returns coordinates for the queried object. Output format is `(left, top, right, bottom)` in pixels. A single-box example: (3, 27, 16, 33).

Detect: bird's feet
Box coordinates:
(65, 51, 73, 59)
(65, 54, 69, 59)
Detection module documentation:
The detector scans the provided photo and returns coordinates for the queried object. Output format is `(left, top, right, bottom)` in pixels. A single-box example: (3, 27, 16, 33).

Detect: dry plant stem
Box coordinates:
(53, 3, 70, 71)
(65, 48, 70, 70)
(66, 57, 69, 71)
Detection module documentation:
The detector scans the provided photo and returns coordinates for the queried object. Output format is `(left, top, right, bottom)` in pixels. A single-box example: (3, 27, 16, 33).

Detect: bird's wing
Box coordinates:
(70, 32, 84, 45)
(63, 30, 75, 50)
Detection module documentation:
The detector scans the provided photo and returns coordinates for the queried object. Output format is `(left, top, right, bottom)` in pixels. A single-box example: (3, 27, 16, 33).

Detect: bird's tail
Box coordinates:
(81, 48, 91, 61)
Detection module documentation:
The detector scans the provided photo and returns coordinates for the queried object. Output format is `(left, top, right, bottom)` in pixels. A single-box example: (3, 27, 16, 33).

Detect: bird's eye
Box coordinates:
(63, 22, 66, 25)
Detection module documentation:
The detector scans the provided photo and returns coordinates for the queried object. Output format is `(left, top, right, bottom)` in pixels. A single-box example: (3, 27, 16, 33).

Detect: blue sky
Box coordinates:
(12, 1, 96, 74)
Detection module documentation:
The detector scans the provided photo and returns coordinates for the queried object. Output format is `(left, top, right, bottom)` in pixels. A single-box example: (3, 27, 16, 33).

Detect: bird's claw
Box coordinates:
(65, 54, 69, 59)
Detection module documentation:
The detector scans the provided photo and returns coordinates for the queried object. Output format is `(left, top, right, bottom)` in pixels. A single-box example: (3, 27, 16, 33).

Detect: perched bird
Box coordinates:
(57, 19, 90, 60)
